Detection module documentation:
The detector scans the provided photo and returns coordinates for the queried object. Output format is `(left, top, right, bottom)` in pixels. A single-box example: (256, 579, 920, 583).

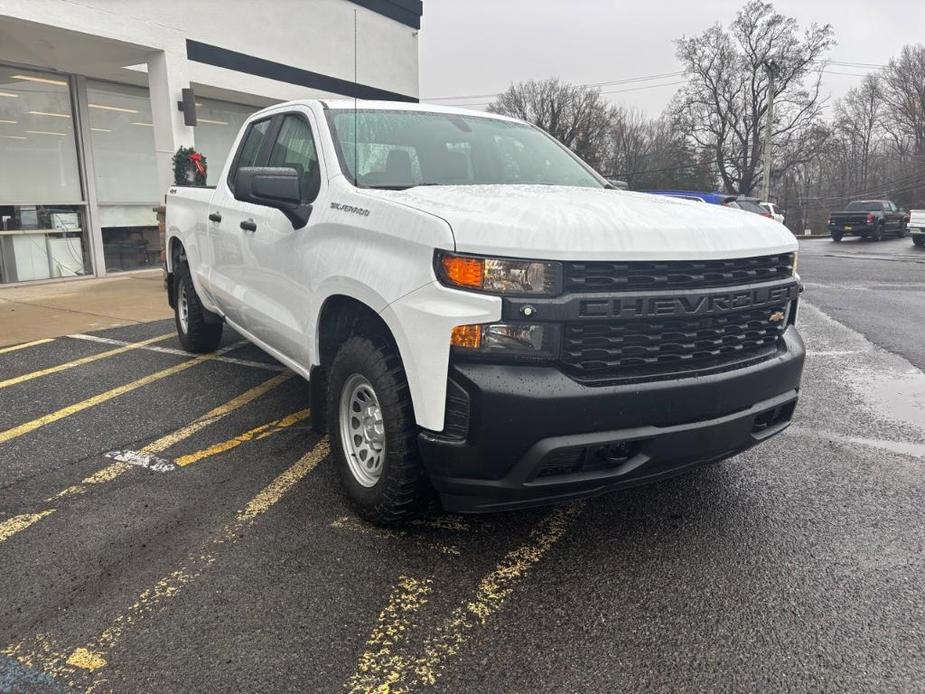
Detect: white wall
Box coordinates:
(0, 0, 419, 102)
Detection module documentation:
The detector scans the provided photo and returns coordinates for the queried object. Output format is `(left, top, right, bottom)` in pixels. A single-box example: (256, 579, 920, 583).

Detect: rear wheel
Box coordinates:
(914, 235, 925, 247)
(327, 334, 429, 524)
(173, 264, 223, 353)
(873, 224, 884, 242)
(831, 232, 843, 242)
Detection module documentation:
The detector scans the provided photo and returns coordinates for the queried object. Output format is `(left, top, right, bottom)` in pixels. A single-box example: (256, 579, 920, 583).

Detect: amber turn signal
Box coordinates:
(440, 255, 484, 290)
(451, 324, 482, 349)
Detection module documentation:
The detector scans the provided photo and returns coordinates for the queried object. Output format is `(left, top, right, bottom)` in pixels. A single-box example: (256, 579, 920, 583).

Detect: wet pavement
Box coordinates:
(0, 241, 924, 692)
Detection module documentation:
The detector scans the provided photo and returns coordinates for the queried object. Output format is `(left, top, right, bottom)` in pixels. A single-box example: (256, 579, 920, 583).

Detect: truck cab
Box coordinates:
(165, 100, 805, 522)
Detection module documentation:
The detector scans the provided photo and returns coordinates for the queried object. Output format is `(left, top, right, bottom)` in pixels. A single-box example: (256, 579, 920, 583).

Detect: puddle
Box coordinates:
(852, 371, 925, 431)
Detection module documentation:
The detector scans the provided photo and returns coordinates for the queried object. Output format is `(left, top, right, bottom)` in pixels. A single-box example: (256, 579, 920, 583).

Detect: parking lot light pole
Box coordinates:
(761, 59, 780, 203)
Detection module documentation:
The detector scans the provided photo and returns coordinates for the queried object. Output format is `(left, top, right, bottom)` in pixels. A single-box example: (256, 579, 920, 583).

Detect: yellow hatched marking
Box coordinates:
(0, 338, 54, 354)
(55, 439, 330, 683)
(347, 577, 433, 694)
(0, 510, 55, 543)
(346, 503, 584, 693)
(174, 408, 309, 467)
(48, 372, 294, 500)
(0, 342, 244, 446)
(0, 333, 173, 390)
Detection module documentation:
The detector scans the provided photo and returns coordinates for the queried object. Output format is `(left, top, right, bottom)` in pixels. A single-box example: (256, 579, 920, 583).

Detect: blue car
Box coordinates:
(644, 190, 737, 205)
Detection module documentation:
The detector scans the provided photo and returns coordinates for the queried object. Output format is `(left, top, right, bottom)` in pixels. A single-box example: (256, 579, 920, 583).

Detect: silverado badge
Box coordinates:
(769, 310, 786, 323)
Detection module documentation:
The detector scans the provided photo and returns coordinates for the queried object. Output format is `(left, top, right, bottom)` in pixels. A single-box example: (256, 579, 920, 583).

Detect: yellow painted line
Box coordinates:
(55, 438, 330, 683)
(174, 408, 309, 467)
(49, 372, 294, 499)
(0, 333, 173, 390)
(346, 503, 585, 693)
(346, 576, 433, 694)
(0, 341, 244, 446)
(0, 338, 54, 354)
(0, 510, 55, 543)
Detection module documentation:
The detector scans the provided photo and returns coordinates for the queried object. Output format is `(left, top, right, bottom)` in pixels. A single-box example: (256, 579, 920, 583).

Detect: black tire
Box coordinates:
(173, 264, 223, 353)
(831, 232, 843, 242)
(873, 224, 883, 242)
(896, 223, 906, 238)
(327, 334, 429, 524)
(914, 235, 925, 247)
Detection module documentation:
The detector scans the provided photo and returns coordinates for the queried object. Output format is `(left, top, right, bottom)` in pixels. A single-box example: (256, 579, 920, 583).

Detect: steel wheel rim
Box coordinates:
(178, 282, 189, 334)
(338, 373, 386, 487)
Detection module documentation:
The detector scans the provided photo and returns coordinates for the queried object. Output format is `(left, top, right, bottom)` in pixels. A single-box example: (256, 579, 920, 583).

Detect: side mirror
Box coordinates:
(234, 166, 312, 229)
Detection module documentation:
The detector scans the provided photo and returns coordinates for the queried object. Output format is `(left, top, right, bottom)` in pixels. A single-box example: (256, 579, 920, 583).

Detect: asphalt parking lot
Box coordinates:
(1, 238, 924, 693)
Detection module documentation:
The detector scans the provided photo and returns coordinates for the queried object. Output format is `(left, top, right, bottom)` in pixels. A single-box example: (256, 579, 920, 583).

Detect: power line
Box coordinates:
(422, 70, 684, 102)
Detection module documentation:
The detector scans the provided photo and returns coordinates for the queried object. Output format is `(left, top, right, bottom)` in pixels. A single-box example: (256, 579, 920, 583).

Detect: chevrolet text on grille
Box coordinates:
(578, 285, 796, 319)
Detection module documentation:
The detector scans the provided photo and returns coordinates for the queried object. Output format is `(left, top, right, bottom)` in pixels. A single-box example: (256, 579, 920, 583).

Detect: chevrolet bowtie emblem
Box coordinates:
(769, 310, 786, 323)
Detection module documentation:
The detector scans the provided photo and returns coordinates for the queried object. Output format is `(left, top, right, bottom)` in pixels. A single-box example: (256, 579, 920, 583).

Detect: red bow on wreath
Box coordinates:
(189, 152, 205, 176)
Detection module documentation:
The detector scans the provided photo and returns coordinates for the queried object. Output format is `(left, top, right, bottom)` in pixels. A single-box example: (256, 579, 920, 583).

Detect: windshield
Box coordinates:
(325, 109, 605, 190)
(845, 201, 884, 211)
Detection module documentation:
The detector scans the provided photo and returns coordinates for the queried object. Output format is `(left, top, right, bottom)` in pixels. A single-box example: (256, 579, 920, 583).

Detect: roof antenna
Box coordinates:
(353, 8, 359, 186)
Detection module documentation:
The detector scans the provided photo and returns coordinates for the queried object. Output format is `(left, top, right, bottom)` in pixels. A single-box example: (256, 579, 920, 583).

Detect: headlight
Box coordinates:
(451, 322, 559, 359)
(435, 251, 562, 296)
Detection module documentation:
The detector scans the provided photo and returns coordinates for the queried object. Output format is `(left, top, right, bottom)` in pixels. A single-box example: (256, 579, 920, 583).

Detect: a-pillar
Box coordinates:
(147, 49, 195, 196)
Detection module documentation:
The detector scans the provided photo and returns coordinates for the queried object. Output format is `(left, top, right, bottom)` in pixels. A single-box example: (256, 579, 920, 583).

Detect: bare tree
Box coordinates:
(487, 78, 613, 170)
(673, 0, 834, 195)
(604, 108, 716, 190)
(880, 44, 925, 155)
(832, 75, 883, 193)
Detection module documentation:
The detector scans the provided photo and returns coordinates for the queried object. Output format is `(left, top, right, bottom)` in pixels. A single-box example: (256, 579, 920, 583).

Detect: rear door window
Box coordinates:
(228, 118, 272, 191)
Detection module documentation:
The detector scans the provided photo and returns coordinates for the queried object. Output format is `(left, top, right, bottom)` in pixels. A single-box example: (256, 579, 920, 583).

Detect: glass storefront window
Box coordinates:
(195, 98, 259, 186)
(86, 80, 160, 273)
(0, 204, 90, 282)
(0, 66, 90, 282)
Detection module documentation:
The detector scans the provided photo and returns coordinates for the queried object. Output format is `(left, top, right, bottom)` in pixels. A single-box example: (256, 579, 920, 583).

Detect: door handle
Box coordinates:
(240, 219, 257, 232)
(208, 212, 222, 223)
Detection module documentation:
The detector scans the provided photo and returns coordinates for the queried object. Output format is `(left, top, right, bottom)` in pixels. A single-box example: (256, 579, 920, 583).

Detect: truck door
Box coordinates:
(207, 116, 274, 325)
(238, 110, 325, 361)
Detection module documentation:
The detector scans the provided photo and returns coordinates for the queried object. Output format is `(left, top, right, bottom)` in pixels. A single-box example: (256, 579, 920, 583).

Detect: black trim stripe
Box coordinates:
(350, 0, 422, 29)
(185, 40, 417, 103)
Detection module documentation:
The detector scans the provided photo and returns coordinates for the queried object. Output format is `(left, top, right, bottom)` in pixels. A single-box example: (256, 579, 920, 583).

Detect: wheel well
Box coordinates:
(169, 237, 186, 270)
(312, 295, 399, 434)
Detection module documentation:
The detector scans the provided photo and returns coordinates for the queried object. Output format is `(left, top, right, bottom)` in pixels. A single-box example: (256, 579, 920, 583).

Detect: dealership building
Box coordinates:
(0, 0, 421, 285)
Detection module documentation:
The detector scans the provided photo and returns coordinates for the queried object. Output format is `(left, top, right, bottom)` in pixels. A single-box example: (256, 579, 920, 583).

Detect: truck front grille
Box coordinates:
(560, 303, 788, 380)
(563, 253, 795, 293)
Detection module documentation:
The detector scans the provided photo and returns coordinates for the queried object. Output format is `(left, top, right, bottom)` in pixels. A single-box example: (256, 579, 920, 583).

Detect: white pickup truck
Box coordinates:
(910, 209, 925, 247)
(165, 99, 805, 522)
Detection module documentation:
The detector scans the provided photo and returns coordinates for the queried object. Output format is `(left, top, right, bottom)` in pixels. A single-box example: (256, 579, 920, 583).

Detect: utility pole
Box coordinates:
(761, 59, 780, 203)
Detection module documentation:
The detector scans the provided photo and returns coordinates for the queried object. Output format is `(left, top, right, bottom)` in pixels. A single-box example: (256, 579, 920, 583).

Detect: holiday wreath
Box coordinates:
(172, 146, 208, 186)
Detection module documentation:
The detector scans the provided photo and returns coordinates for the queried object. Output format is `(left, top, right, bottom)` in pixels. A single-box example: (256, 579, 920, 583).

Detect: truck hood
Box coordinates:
(366, 185, 796, 260)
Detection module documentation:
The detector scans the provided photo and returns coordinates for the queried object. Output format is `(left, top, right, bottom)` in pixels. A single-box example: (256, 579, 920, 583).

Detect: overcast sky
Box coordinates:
(419, 0, 925, 116)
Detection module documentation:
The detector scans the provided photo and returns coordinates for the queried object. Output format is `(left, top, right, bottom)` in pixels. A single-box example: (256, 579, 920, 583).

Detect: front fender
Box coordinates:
(380, 282, 500, 432)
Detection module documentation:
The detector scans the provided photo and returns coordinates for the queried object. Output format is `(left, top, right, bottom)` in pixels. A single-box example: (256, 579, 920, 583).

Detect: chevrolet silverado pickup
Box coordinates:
(165, 100, 805, 523)
(827, 199, 907, 241)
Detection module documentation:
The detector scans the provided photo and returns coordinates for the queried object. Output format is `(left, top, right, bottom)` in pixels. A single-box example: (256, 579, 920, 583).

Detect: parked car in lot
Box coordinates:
(760, 202, 785, 224)
(827, 200, 907, 241)
(910, 209, 925, 247)
(729, 196, 773, 218)
(644, 190, 737, 205)
(165, 100, 805, 523)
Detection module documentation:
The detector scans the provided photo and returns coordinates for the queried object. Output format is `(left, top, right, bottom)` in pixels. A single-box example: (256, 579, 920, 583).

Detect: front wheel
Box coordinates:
(327, 334, 429, 524)
(896, 223, 907, 238)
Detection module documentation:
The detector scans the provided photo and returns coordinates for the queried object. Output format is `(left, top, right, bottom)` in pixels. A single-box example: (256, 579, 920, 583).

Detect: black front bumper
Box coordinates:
(420, 327, 805, 513)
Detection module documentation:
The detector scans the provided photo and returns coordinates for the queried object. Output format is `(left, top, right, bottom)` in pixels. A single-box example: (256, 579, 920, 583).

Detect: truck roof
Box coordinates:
(251, 98, 525, 124)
